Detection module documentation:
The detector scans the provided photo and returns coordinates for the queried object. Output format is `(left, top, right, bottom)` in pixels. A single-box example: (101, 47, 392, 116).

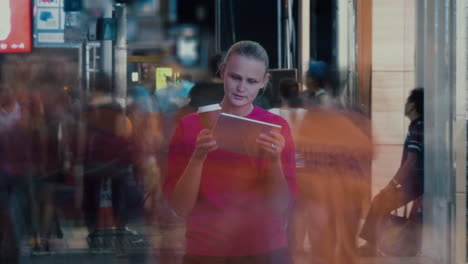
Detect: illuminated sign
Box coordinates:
(156, 67, 173, 90)
(0, 0, 32, 53)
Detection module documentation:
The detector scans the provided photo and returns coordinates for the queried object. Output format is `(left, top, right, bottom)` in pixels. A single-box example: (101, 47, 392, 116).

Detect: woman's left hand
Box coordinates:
(256, 130, 285, 162)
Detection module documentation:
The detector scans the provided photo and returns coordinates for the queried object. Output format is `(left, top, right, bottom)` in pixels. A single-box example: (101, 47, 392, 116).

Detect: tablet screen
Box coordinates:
(212, 113, 281, 157)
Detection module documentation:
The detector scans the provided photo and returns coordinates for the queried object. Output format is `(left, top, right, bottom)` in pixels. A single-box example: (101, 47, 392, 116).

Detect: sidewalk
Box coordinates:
(361, 257, 440, 264)
(23, 221, 439, 264)
(24, 220, 186, 264)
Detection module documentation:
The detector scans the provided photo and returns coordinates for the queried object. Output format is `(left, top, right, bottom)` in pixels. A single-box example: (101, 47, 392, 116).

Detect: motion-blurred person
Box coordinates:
(302, 60, 336, 108)
(139, 62, 157, 92)
(340, 104, 373, 219)
(173, 54, 225, 134)
(131, 62, 188, 236)
(128, 86, 164, 220)
(26, 58, 77, 253)
(269, 78, 307, 130)
(80, 74, 134, 237)
(358, 88, 424, 256)
(268, 79, 307, 258)
(291, 64, 372, 264)
(0, 54, 80, 260)
(0, 84, 32, 263)
(187, 54, 225, 109)
(156, 73, 195, 164)
(164, 41, 297, 264)
(155, 74, 195, 114)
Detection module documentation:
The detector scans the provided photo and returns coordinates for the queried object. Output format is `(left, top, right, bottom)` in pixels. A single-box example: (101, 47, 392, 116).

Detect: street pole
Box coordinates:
(277, 0, 282, 68)
(101, 0, 114, 93)
(282, 0, 292, 69)
(215, 0, 221, 53)
(113, 2, 127, 108)
(298, 0, 310, 90)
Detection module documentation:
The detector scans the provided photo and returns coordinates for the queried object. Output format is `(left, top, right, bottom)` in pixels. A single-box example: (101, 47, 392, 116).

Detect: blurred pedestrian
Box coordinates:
(269, 78, 307, 131)
(19, 57, 79, 253)
(128, 86, 164, 220)
(291, 63, 372, 264)
(81, 74, 134, 235)
(0, 84, 31, 263)
(302, 60, 336, 108)
(187, 54, 225, 110)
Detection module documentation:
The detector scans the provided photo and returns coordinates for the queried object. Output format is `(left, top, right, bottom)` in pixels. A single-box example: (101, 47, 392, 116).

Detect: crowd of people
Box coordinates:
(0, 41, 424, 264)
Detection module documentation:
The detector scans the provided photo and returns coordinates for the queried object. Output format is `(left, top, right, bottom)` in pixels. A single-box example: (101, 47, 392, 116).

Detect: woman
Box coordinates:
(164, 41, 297, 264)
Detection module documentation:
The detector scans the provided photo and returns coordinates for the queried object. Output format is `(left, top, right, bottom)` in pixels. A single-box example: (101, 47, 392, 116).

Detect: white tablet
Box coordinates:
(212, 112, 282, 157)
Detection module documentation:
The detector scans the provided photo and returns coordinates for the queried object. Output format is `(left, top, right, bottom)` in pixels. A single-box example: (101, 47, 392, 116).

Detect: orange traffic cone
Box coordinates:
(97, 179, 117, 230)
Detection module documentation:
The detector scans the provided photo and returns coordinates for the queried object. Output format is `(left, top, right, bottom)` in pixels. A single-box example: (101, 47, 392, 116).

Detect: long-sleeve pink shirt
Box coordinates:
(164, 106, 297, 256)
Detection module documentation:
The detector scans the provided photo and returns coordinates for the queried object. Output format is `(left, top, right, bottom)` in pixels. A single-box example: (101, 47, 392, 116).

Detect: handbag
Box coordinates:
(377, 202, 422, 257)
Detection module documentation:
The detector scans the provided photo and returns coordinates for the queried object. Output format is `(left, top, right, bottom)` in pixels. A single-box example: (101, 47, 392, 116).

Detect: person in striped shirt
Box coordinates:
(358, 88, 424, 256)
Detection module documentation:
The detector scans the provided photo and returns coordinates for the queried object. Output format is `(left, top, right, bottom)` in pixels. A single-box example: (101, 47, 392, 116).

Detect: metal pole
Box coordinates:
(277, 0, 282, 68)
(283, 0, 292, 69)
(454, 0, 467, 263)
(215, 0, 222, 53)
(83, 43, 91, 96)
(101, 0, 113, 92)
(298, 0, 310, 89)
(336, 0, 350, 102)
(114, 3, 127, 107)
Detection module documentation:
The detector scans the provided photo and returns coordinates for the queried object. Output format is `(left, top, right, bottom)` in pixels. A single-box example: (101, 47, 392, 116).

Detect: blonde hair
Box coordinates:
(223, 41, 269, 73)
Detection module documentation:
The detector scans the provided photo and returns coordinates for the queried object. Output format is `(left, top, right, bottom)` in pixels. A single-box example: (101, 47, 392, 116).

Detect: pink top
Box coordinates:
(164, 106, 297, 256)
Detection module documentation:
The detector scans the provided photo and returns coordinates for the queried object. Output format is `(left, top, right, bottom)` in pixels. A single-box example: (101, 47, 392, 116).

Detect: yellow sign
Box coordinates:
(127, 55, 161, 63)
(155, 67, 173, 90)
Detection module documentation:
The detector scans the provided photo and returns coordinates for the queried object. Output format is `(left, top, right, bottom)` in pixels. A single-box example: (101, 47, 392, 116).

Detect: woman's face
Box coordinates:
(220, 54, 269, 110)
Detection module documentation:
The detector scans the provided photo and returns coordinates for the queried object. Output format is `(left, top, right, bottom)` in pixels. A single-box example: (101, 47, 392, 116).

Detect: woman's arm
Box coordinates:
(257, 131, 292, 213)
(168, 129, 217, 217)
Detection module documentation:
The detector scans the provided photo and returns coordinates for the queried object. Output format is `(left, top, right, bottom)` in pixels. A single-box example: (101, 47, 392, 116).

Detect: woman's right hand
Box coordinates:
(192, 129, 218, 161)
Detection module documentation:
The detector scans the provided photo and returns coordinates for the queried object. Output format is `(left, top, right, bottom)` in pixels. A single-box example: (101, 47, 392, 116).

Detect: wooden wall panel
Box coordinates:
(357, 0, 373, 117)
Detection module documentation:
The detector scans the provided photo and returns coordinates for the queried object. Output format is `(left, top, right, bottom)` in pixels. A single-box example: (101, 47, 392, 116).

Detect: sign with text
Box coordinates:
(34, 0, 67, 47)
(37, 0, 60, 7)
(0, 0, 32, 53)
